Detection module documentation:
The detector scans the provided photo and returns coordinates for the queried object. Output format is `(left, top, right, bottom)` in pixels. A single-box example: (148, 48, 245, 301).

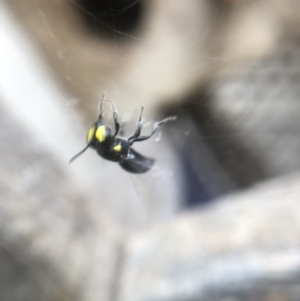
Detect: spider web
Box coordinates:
(2, 0, 299, 231)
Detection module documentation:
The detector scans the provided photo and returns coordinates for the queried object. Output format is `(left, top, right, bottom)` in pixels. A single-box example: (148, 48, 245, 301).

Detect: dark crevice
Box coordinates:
(163, 88, 269, 208)
(74, 0, 143, 40)
(188, 92, 268, 188)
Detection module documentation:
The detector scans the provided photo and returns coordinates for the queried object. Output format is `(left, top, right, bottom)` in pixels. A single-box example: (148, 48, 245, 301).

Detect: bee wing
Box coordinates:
(119, 148, 155, 173)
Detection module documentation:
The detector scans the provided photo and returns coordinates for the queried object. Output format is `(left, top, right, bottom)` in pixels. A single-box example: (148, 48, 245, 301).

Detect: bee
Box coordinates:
(70, 95, 176, 173)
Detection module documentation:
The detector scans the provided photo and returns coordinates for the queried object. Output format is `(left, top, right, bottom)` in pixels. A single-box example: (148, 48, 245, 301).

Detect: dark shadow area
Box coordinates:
(163, 88, 269, 208)
(75, 0, 143, 40)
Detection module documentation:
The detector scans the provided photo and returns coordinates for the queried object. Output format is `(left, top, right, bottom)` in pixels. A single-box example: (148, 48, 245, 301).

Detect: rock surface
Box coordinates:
(0, 106, 121, 301)
(119, 174, 300, 301)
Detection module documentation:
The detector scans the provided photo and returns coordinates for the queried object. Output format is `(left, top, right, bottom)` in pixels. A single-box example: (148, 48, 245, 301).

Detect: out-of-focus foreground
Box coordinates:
(1, 0, 300, 300)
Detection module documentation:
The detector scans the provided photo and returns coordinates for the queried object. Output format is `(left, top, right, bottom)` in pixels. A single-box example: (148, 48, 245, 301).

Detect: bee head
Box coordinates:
(87, 122, 111, 144)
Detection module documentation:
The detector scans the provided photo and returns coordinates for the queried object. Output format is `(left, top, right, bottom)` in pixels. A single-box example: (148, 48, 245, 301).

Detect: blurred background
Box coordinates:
(1, 0, 300, 300)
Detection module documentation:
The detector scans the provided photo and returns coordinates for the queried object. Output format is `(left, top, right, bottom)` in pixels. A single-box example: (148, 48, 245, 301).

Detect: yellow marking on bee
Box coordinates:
(87, 126, 95, 143)
(96, 125, 106, 142)
(113, 144, 122, 152)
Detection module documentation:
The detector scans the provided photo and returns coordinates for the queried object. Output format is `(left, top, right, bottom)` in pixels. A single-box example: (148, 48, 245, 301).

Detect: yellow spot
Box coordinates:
(87, 126, 95, 142)
(96, 125, 106, 142)
(113, 144, 122, 152)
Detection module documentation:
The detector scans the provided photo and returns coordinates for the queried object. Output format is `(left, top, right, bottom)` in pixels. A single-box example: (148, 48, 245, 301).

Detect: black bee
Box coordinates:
(70, 95, 176, 173)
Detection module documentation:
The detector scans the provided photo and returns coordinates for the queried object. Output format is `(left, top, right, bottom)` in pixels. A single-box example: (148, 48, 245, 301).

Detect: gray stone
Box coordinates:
(119, 174, 300, 301)
(213, 45, 300, 178)
(0, 106, 121, 301)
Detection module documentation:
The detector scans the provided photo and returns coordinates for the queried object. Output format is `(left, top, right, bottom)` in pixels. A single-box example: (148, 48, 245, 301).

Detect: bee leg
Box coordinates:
(129, 116, 176, 144)
(128, 106, 144, 141)
(106, 100, 120, 137)
(97, 94, 106, 120)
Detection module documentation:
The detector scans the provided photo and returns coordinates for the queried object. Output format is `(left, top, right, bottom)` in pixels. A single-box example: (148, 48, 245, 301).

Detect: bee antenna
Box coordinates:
(69, 141, 93, 164)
